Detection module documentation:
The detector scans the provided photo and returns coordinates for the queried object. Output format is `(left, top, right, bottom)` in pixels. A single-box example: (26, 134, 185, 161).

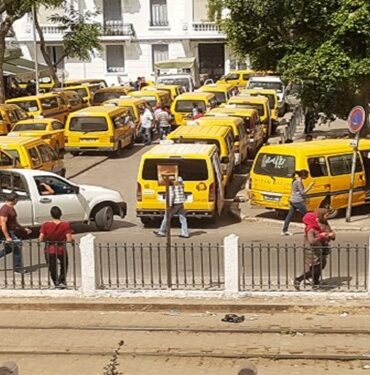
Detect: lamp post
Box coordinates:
(32, 5, 39, 95)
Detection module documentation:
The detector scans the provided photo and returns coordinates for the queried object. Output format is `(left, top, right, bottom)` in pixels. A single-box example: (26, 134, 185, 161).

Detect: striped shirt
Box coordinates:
(156, 109, 171, 127)
(170, 183, 186, 206)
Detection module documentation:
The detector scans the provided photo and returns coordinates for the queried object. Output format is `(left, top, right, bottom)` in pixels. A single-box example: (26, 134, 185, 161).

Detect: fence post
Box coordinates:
(80, 233, 96, 296)
(224, 234, 240, 294)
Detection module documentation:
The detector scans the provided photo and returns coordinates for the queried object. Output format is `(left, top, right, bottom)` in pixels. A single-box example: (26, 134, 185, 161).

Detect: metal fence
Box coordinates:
(240, 243, 368, 292)
(96, 242, 224, 290)
(0, 240, 79, 290)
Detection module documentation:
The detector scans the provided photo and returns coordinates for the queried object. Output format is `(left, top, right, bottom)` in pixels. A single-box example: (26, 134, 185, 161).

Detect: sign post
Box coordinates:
(346, 106, 366, 222)
(157, 164, 178, 289)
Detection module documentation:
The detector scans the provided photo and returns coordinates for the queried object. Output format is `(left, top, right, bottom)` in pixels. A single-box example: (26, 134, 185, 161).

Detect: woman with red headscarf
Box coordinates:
(294, 208, 336, 290)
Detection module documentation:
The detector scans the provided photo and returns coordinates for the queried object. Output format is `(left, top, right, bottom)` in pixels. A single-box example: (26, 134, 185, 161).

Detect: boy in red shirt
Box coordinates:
(39, 206, 73, 288)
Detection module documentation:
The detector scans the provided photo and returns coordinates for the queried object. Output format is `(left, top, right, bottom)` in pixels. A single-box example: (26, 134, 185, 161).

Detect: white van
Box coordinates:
(247, 76, 286, 116)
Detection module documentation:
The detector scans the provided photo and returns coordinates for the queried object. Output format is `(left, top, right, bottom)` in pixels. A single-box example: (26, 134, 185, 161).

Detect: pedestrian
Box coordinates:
(281, 170, 315, 236)
(0, 192, 32, 273)
(193, 107, 204, 120)
(294, 208, 335, 290)
(139, 106, 154, 145)
(192, 103, 199, 118)
(39, 206, 73, 288)
(154, 176, 189, 238)
(134, 76, 141, 91)
(156, 106, 171, 139)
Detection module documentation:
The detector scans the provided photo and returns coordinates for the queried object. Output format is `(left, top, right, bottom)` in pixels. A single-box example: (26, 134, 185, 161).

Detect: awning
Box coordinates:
(4, 57, 50, 80)
(154, 57, 195, 70)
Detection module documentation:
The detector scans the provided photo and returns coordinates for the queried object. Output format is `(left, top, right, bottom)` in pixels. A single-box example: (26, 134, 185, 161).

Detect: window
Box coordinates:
(175, 100, 206, 113)
(248, 81, 283, 93)
(0, 152, 13, 167)
(329, 154, 362, 176)
(46, 45, 65, 69)
(111, 114, 126, 129)
(34, 176, 75, 195)
(143, 159, 208, 181)
(37, 144, 51, 163)
(47, 146, 59, 162)
(15, 100, 39, 113)
(152, 44, 169, 70)
(40, 97, 58, 110)
(93, 92, 122, 104)
(52, 121, 64, 130)
(150, 0, 168, 26)
(6, 149, 20, 163)
(69, 117, 108, 132)
(254, 153, 296, 178)
(15, 109, 28, 120)
(13, 123, 47, 131)
(106, 45, 125, 73)
(103, 0, 122, 22)
(8, 111, 17, 122)
(308, 157, 329, 178)
(28, 147, 42, 168)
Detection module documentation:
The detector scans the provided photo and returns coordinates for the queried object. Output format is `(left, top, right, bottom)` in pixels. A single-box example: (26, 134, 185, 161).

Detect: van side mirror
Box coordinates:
(221, 156, 230, 164)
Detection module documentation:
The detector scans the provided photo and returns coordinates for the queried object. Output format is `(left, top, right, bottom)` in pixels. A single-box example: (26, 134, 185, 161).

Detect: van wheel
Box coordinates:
(140, 217, 152, 227)
(112, 142, 123, 158)
(127, 134, 135, 149)
(95, 205, 114, 231)
(70, 151, 80, 157)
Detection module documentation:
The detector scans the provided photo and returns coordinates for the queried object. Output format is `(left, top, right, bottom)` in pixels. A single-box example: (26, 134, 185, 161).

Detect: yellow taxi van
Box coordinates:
(249, 139, 370, 217)
(6, 93, 69, 123)
(9, 118, 65, 155)
(136, 143, 225, 225)
(191, 116, 248, 166)
(227, 95, 272, 139)
(64, 106, 135, 156)
(129, 89, 171, 109)
(60, 84, 100, 106)
(198, 83, 237, 105)
(216, 70, 255, 87)
(171, 92, 218, 126)
(207, 106, 265, 158)
(142, 84, 184, 101)
(0, 136, 65, 176)
(55, 90, 87, 113)
(92, 86, 135, 106)
(167, 125, 235, 185)
(0, 104, 29, 134)
(64, 79, 108, 88)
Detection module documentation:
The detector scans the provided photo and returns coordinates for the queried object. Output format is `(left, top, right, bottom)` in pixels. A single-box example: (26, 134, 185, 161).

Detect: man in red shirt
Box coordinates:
(39, 206, 73, 288)
(0, 192, 32, 273)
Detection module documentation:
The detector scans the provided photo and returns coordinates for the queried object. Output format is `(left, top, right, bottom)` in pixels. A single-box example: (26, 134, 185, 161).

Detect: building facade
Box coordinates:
(12, 0, 244, 85)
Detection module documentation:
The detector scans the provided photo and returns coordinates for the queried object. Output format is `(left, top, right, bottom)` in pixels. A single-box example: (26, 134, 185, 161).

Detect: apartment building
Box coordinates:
(12, 0, 244, 85)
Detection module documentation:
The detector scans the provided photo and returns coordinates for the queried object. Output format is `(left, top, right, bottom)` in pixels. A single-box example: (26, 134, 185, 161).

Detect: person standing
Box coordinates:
(39, 206, 73, 288)
(0, 192, 32, 273)
(156, 106, 171, 139)
(154, 176, 189, 238)
(192, 103, 199, 118)
(139, 107, 154, 145)
(294, 208, 335, 290)
(282, 170, 314, 236)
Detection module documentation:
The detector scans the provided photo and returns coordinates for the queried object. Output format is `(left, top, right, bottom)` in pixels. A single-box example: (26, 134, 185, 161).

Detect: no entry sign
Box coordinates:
(348, 106, 366, 134)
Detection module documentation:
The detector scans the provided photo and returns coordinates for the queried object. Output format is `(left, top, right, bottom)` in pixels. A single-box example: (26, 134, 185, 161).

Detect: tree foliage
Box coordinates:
(208, 0, 370, 121)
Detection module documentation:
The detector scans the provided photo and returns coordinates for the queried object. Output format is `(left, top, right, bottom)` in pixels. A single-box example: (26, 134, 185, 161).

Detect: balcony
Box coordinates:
(40, 25, 64, 35)
(103, 21, 135, 37)
(192, 22, 221, 33)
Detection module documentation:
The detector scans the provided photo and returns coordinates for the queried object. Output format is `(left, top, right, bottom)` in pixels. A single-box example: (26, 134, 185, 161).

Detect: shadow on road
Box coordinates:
(321, 276, 352, 290)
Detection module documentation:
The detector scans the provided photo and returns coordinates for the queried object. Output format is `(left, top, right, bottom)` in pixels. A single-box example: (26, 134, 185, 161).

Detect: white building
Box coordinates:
(12, 0, 245, 85)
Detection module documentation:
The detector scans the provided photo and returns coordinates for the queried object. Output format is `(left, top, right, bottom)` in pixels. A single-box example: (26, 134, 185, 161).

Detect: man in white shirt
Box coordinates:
(139, 107, 154, 145)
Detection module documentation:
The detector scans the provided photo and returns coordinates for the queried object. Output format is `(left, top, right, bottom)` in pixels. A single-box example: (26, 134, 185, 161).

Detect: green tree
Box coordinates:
(208, 0, 370, 127)
(34, 3, 102, 87)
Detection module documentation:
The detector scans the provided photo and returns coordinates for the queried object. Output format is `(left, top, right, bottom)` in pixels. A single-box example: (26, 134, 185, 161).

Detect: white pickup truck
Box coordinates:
(0, 169, 127, 231)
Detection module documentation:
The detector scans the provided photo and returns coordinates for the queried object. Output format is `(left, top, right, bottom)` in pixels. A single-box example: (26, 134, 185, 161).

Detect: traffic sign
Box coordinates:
(348, 106, 366, 134)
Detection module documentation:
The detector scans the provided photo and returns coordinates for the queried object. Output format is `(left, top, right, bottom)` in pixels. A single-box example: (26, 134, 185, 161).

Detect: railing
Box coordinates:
(103, 21, 135, 37)
(40, 25, 64, 35)
(0, 240, 79, 290)
(96, 242, 224, 290)
(192, 22, 221, 33)
(239, 243, 368, 292)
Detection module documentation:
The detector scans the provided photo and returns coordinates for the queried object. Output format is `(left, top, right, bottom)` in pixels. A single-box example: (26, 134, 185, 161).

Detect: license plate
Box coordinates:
(157, 193, 193, 203)
(263, 195, 280, 202)
(80, 138, 98, 142)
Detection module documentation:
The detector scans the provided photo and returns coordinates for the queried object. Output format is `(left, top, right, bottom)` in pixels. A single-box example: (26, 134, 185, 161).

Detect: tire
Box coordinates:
(70, 151, 79, 157)
(140, 217, 151, 227)
(112, 142, 122, 158)
(95, 205, 114, 231)
(127, 134, 135, 149)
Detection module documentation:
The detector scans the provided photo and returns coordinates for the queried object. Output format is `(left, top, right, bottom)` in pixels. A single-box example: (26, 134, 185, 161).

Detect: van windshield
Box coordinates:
(142, 159, 208, 181)
(69, 117, 108, 132)
(66, 88, 88, 99)
(254, 153, 295, 178)
(14, 100, 39, 113)
(93, 92, 122, 104)
(13, 123, 47, 131)
(157, 78, 190, 90)
(249, 81, 283, 93)
(206, 92, 226, 104)
(175, 100, 206, 113)
(250, 93, 275, 109)
(231, 102, 265, 117)
(138, 96, 157, 107)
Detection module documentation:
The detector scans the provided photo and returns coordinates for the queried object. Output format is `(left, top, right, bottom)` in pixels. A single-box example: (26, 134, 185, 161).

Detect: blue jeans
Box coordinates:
(0, 231, 23, 270)
(159, 126, 171, 140)
(283, 201, 307, 232)
(140, 127, 152, 145)
(159, 204, 189, 237)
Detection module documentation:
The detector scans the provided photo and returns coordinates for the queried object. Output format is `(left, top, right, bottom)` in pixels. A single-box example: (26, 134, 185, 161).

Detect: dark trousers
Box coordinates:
(45, 252, 68, 286)
(0, 231, 22, 270)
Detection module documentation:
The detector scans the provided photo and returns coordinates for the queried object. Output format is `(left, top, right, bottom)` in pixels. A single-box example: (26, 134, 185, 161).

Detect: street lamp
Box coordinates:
(32, 5, 39, 95)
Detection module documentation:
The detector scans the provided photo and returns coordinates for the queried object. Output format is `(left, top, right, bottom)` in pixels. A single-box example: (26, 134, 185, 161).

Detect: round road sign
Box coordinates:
(348, 106, 366, 134)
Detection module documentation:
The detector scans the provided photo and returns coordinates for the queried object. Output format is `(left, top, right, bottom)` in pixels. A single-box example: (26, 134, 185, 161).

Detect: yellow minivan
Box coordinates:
(0, 104, 29, 134)
(61, 84, 101, 106)
(198, 83, 237, 105)
(92, 86, 135, 106)
(129, 89, 171, 109)
(136, 143, 225, 225)
(55, 90, 87, 113)
(167, 125, 235, 185)
(65, 106, 135, 156)
(207, 107, 265, 158)
(191, 116, 248, 166)
(216, 70, 255, 87)
(227, 95, 272, 139)
(249, 139, 370, 217)
(64, 79, 108, 88)
(6, 93, 69, 123)
(142, 84, 184, 101)
(0, 136, 65, 176)
(171, 92, 218, 126)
